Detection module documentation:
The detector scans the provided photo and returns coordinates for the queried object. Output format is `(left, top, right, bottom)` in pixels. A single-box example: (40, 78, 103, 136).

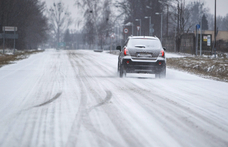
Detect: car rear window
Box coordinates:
(127, 39, 162, 49)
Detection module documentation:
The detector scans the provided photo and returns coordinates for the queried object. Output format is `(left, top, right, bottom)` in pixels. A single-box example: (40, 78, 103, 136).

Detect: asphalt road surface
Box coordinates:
(0, 49, 228, 147)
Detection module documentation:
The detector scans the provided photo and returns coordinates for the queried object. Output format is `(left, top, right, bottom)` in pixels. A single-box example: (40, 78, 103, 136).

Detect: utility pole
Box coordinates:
(196, 25, 199, 55)
(155, 13, 163, 44)
(144, 16, 151, 36)
(214, 0, 217, 57)
(177, 2, 180, 52)
(135, 19, 141, 36)
(161, 13, 163, 43)
(166, 5, 169, 36)
(132, 22, 134, 36)
(200, 16, 202, 56)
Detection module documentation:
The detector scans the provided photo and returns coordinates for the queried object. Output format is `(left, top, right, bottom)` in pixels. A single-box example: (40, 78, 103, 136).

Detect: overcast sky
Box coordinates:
(43, 0, 228, 16)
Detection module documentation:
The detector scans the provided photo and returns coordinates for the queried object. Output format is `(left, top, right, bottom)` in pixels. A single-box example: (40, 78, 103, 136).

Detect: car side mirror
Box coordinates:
(163, 47, 166, 51)
(116, 46, 121, 51)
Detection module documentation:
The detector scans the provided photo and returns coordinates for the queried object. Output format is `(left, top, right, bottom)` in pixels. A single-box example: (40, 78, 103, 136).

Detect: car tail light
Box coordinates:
(124, 47, 129, 56)
(159, 50, 165, 57)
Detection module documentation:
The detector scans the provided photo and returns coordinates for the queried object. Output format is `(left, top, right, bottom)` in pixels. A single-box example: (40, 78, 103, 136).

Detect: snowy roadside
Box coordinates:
(109, 50, 228, 82)
(167, 53, 228, 82)
(0, 49, 44, 68)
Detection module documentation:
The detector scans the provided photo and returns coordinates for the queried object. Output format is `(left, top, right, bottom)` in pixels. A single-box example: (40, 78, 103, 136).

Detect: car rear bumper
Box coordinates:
(122, 57, 166, 74)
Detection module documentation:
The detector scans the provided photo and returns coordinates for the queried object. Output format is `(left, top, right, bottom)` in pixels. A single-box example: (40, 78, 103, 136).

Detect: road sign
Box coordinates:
(196, 24, 200, 30)
(137, 26, 140, 31)
(0, 33, 18, 39)
(2, 26, 17, 32)
(58, 42, 66, 48)
(110, 34, 115, 38)
(123, 28, 129, 34)
(207, 35, 211, 46)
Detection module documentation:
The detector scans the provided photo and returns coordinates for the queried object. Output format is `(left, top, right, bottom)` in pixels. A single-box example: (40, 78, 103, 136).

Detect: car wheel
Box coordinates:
(117, 61, 120, 72)
(155, 73, 160, 78)
(119, 65, 124, 78)
(160, 68, 166, 78)
(155, 68, 166, 79)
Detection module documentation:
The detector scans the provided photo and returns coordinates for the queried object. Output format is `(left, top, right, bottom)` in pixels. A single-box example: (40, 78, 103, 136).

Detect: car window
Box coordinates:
(127, 39, 162, 49)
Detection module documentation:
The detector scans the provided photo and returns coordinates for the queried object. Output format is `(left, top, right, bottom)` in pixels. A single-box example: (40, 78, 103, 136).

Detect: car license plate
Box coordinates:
(137, 53, 152, 57)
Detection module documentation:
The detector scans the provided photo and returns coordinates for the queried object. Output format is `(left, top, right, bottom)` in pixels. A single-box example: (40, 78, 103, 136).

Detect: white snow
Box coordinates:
(0, 49, 228, 147)
(165, 52, 187, 58)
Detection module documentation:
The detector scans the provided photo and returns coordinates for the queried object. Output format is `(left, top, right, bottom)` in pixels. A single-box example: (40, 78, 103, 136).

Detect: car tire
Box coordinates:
(119, 65, 124, 78)
(155, 73, 160, 78)
(117, 61, 120, 72)
(155, 68, 166, 78)
(160, 68, 166, 78)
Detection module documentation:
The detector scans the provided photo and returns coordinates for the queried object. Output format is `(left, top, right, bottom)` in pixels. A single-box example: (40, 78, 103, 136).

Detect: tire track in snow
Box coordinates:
(66, 51, 145, 147)
(116, 81, 228, 147)
(33, 92, 62, 107)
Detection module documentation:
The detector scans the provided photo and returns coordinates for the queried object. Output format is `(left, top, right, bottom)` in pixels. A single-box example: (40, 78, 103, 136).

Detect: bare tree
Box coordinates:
(48, 1, 72, 48)
(115, 0, 163, 37)
(75, 0, 112, 48)
(166, 0, 208, 52)
(186, 1, 209, 32)
(222, 14, 228, 31)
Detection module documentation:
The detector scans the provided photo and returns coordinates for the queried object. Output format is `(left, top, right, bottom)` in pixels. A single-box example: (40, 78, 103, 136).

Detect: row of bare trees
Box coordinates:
(74, 0, 213, 51)
(115, 0, 211, 51)
(0, 0, 49, 50)
(75, 0, 112, 49)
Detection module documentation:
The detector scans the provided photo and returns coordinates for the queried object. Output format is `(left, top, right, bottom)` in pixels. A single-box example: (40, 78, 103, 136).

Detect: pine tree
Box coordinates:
(202, 14, 209, 30)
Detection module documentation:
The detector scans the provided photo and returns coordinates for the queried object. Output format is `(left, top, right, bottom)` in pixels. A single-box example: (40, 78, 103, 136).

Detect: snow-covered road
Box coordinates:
(0, 49, 228, 147)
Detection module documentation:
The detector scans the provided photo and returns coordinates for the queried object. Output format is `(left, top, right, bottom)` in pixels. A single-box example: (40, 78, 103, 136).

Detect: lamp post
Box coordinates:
(156, 12, 163, 44)
(158, 1, 169, 36)
(145, 16, 151, 36)
(135, 19, 141, 36)
(132, 22, 134, 36)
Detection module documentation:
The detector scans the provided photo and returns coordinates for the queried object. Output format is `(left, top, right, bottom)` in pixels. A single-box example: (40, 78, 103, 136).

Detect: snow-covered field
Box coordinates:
(0, 49, 228, 147)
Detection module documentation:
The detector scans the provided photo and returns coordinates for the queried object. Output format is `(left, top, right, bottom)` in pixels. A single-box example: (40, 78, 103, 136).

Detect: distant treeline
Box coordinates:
(0, 0, 48, 50)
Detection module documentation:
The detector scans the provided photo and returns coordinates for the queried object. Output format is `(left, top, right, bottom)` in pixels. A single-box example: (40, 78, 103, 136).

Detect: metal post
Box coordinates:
(161, 13, 163, 44)
(57, 25, 60, 49)
(13, 28, 16, 54)
(200, 2, 203, 56)
(124, 25, 126, 41)
(196, 25, 198, 55)
(3, 28, 5, 54)
(132, 22, 134, 36)
(177, 2, 179, 38)
(214, 0, 217, 57)
(200, 21, 202, 56)
(167, 5, 169, 36)
(174, 24, 177, 52)
(140, 19, 141, 36)
(149, 17, 151, 36)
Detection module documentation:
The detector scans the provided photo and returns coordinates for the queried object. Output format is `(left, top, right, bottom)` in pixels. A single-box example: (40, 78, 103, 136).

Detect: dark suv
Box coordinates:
(116, 36, 166, 78)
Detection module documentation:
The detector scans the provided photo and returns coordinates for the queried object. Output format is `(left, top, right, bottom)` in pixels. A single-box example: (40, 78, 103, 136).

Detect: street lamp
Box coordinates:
(145, 16, 151, 36)
(135, 19, 141, 36)
(156, 12, 163, 44)
(158, 0, 169, 36)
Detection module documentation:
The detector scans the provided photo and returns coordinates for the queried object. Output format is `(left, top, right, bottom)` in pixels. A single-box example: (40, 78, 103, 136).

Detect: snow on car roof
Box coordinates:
(128, 36, 159, 40)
